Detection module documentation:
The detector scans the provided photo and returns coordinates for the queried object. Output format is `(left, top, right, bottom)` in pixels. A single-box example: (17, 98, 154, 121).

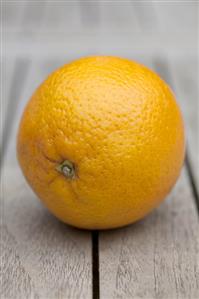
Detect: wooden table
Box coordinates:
(1, 1, 198, 298)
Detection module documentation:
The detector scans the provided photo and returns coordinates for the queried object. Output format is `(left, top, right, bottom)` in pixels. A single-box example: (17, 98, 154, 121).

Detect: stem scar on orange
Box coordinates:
(17, 56, 185, 230)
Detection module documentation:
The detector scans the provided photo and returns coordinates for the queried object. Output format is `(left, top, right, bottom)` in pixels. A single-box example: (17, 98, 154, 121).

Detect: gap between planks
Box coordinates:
(185, 153, 199, 215)
(92, 231, 100, 299)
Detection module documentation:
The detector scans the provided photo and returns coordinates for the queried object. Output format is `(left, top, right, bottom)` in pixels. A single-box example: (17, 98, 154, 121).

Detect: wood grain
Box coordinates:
(1, 168, 92, 299)
(99, 168, 199, 299)
(1, 224, 39, 299)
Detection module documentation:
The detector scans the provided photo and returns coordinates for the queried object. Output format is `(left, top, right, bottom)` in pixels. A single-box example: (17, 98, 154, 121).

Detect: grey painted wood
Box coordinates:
(30, 0, 81, 34)
(1, 56, 14, 154)
(99, 168, 199, 299)
(1, 58, 30, 167)
(3, 59, 50, 167)
(100, 2, 139, 33)
(79, 0, 100, 27)
(171, 58, 199, 190)
(2, 1, 25, 33)
(21, 1, 46, 35)
(132, 1, 158, 31)
(1, 59, 92, 299)
(2, 168, 92, 299)
(1, 224, 39, 299)
(154, 1, 197, 35)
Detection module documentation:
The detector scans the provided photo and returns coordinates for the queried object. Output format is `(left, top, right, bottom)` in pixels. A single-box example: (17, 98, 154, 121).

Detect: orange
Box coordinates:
(17, 56, 185, 230)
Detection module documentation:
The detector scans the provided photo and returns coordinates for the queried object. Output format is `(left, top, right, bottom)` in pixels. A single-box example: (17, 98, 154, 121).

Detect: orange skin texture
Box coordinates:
(17, 56, 185, 230)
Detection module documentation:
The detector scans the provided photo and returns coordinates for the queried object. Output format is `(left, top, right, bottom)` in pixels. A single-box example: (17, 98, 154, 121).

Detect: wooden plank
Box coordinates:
(132, 1, 158, 31)
(99, 1, 140, 33)
(1, 58, 92, 299)
(154, 1, 197, 35)
(2, 1, 25, 33)
(79, 0, 100, 27)
(1, 56, 15, 153)
(3, 58, 54, 167)
(99, 168, 199, 299)
(1, 58, 30, 167)
(0, 224, 39, 299)
(21, 1, 46, 35)
(171, 58, 198, 190)
(2, 168, 92, 299)
(41, 0, 81, 33)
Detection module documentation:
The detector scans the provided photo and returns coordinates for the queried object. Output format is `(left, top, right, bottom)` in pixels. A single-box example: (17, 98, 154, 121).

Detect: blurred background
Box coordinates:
(1, 0, 198, 186)
(3, 1, 197, 58)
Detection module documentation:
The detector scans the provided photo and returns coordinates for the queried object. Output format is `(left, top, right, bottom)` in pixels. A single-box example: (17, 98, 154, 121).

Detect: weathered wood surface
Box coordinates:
(99, 168, 199, 299)
(1, 57, 15, 157)
(1, 59, 92, 299)
(172, 59, 199, 190)
(2, 169, 92, 299)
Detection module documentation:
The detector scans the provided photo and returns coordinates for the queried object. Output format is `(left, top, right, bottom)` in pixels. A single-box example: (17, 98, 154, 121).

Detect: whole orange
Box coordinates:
(17, 56, 185, 230)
